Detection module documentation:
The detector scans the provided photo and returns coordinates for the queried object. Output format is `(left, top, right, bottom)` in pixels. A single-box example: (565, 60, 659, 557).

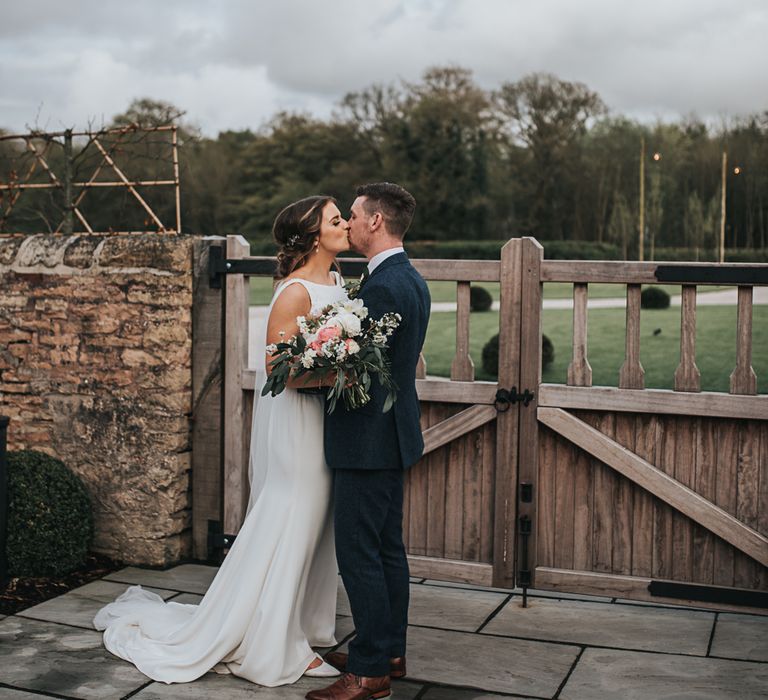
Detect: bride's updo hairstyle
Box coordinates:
(273, 195, 336, 278)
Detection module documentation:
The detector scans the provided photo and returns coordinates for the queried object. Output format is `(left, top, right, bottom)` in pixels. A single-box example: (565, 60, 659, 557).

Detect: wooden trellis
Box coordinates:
(0, 125, 181, 234)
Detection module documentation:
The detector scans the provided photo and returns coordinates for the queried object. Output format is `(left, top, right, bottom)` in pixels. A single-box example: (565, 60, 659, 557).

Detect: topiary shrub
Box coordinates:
(542, 334, 554, 368)
(470, 285, 493, 312)
(482, 333, 554, 377)
(641, 286, 671, 309)
(6, 450, 93, 577)
(481, 333, 500, 376)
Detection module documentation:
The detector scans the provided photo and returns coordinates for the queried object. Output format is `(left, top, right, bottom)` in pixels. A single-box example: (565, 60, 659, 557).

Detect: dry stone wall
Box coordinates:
(0, 233, 195, 565)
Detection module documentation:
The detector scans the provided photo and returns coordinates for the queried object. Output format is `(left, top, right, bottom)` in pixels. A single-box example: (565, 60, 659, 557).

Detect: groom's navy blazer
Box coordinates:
(325, 252, 431, 470)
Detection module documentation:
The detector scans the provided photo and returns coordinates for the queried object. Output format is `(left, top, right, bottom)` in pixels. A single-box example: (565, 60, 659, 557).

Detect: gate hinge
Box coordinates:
(494, 387, 535, 412)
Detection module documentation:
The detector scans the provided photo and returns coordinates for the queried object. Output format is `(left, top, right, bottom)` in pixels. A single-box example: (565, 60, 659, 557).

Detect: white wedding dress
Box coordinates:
(93, 273, 349, 686)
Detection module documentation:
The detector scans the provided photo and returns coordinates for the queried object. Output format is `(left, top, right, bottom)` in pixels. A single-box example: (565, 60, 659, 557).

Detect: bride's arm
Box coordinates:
(265, 284, 334, 389)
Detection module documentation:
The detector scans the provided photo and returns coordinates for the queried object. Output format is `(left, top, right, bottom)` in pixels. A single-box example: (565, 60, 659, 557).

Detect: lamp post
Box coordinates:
(719, 152, 742, 263)
(639, 138, 645, 261)
(638, 139, 662, 261)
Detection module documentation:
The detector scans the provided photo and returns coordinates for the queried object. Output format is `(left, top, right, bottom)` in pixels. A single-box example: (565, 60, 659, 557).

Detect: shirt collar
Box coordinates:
(367, 246, 405, 274)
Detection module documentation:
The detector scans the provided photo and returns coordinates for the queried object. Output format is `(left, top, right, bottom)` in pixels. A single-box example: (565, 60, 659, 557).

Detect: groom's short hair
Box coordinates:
(356, 182, 416, 239)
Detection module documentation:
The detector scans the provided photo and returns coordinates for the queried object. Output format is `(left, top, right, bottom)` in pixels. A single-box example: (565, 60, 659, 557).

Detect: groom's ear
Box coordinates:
(370, 212, 383, 232)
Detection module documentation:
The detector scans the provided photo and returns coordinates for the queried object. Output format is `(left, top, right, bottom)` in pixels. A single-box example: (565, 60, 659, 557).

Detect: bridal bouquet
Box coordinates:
(262, 298, 401, 413)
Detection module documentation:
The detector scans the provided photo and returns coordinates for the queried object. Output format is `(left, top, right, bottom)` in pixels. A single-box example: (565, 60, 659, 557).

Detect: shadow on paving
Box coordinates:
(0, 564, 766, 700)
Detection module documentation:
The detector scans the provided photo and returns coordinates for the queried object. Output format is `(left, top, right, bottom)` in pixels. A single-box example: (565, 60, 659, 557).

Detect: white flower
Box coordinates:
(346, 339, 360, 355)
(266, 343, 278, 354)
(301, 354, 315, 369)
(341, 298, 368, 319)
(337, 312, 361, 336)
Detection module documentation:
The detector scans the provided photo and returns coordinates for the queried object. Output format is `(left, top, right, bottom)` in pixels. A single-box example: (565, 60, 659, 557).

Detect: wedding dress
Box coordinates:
(93, 273, 349, 686)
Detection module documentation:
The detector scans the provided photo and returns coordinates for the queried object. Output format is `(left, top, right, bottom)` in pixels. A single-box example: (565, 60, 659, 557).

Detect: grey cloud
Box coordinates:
(1, 0, 766, 136)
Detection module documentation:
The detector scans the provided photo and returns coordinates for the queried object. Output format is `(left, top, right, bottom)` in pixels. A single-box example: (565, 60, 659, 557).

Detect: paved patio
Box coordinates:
(0, 564, 766, 700)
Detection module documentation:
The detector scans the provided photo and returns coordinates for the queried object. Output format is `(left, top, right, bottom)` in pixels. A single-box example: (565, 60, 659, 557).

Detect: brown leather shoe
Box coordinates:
(305, 672, 391, 700)
(324, 652, 406, 679)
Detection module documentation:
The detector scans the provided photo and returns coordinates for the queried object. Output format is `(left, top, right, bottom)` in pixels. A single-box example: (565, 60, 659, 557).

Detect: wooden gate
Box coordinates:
(209, 236, 537, 589)
(201, 235, 768, 609)
(525, 258, 768, 611)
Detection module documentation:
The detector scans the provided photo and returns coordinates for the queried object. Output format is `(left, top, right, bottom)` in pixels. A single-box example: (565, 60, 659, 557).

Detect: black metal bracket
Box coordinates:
(648, 580, 768, 609)
(208, 245, 227, 289)
(208, 249, 370, 289)
(518, 514, 532, 607)
(206, 520, 237, 563)
(655, 264, 768, 285)
(494, 387, 535, 412)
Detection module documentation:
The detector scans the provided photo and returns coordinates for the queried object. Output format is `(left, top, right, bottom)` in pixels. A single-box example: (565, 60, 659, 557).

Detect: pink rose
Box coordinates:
(317, 324, 342, 343)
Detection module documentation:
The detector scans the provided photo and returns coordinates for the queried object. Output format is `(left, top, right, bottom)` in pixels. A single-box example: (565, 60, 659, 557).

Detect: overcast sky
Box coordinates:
(1, 0, 766, 136)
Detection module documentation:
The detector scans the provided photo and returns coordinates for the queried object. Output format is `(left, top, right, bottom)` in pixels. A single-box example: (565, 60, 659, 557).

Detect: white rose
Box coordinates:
(337, 312, 361, 336)
(346, 339, 360, 355)
(342, 298, 368, 318)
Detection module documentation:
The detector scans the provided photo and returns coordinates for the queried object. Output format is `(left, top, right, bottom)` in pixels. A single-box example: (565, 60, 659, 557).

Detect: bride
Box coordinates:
(94, 196, 352, 686)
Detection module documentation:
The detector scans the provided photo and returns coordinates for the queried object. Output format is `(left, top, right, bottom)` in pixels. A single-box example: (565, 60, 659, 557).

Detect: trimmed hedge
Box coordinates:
(470, 286, 493, 312)
(641, 286, 671, 309)
(482, 333, 554, 377)
(6, 450, 93, 577)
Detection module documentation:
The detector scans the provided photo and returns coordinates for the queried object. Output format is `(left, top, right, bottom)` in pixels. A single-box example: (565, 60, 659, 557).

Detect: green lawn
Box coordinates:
(422, 305, 768, 393)
(250, 276, 730, 306)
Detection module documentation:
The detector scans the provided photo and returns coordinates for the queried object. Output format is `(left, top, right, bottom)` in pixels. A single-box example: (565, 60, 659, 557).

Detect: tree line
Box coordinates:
(2, 67, 767, 259)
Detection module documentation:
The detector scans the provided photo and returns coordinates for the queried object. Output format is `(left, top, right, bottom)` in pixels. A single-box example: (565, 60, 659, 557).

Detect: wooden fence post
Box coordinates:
(493, 238, 523, 588)
(223, 235, 251, 537)
(191, 237, 225, 560)
(517, 238, 543, 588)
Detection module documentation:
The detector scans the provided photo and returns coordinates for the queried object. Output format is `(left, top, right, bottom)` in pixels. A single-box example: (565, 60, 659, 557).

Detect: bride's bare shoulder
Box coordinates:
(270, 279, 311, 313)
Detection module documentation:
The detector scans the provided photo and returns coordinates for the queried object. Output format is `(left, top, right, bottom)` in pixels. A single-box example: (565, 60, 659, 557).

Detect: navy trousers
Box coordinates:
(333, 468, 409, 677)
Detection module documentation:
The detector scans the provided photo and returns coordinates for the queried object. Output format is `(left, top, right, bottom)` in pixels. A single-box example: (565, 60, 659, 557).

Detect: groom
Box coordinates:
(309, 183, 430, 700)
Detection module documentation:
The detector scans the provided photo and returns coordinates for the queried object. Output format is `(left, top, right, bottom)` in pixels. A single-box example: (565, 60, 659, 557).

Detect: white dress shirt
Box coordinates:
(367, 246, 405, 274)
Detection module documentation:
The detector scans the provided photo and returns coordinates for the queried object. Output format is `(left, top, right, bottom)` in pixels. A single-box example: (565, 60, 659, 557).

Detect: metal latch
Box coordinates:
(494, 387, 535, 412)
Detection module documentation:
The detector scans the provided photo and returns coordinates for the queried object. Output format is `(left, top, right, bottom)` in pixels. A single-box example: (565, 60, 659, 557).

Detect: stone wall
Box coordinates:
(0, 233, 195, 565)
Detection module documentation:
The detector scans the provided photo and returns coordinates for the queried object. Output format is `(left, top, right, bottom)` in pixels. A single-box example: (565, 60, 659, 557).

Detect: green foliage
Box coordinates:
(641, 286, 671, 309)
(470, 286, 493, 312)
(3, 68, 768, 256)
(6, 450, 93, 577)
(481, 333, 554, 377)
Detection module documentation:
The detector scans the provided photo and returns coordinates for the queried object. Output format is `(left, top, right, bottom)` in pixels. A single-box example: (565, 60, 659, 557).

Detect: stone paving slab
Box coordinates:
(167, 592, 204, 605)
(0, 615, 148, 699)
(340, 624, 579, 697)
(104, 564, 217, 594)
(710, 613, 768, 662)
(18, 580, 177, 630)
(422, 687, 541, 700)
(132, 674, 422, 699)
(408, 584, 507, 632)
(560, 647, 768, 700)
(338, 582, 506, 633)
(482, 596, 714, 655)
(0, 689, 60, 700)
